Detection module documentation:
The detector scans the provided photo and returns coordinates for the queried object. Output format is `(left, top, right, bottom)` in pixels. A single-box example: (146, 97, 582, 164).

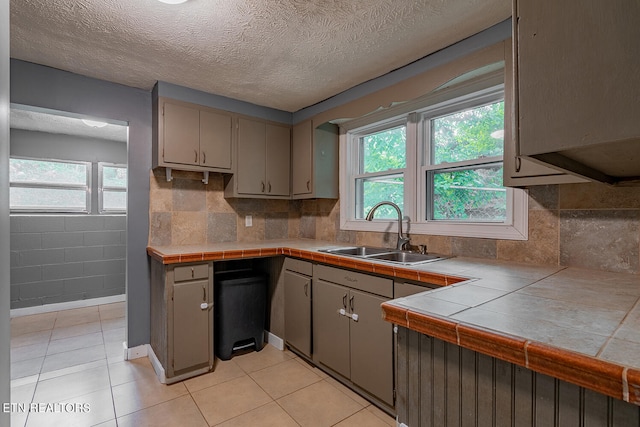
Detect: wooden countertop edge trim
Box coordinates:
(146, 246, 465, 287)
(386, 308, 634, 404)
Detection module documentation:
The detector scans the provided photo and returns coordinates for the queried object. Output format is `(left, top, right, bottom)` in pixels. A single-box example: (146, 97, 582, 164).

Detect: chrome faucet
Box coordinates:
(365, 201, 410, 251)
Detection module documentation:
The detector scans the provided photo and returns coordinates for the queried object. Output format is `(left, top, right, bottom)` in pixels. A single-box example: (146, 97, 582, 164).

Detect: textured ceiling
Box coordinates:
(10, 0, 510, 112)
(11, 109, 128, 142)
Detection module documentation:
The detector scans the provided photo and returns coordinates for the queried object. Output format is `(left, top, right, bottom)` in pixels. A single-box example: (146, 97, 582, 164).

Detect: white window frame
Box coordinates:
(98, 162, 127, 214)
(9, 157, 92, 214)
(340, 73, 528, 241)
(351, 117, 409, 220)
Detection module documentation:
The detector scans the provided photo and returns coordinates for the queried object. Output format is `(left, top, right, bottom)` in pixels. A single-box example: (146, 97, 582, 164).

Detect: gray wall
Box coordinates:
(155, 81, 292, 125)
(1, 0, 9, 424)
(10, 215, 126, 308)
(10, 59, 151, 348)
(9, 130, 128, 308)
(292, 18, 511, 123)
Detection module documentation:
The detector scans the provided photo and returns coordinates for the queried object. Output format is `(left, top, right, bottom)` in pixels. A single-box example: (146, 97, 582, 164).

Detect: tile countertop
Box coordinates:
(146, 239, 640, 405)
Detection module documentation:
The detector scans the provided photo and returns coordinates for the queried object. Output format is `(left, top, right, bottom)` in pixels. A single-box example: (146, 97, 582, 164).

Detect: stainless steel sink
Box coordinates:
(367, 251, 445, 264)
(318, 246, 448, 265)
(319, 246, 393, 257)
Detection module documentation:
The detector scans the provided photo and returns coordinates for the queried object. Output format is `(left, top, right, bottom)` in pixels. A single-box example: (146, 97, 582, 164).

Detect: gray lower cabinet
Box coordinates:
(313, 265, 394, 407)
(150, 259, 214, 383)
(283, 258, 312, 357)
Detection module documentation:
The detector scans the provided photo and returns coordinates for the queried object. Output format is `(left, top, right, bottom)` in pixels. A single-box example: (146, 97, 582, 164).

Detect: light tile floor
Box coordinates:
(10, 302, 395, 426)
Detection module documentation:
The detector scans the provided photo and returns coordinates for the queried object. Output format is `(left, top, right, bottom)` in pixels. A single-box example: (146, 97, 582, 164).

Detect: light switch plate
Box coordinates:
(245, 215, 252, 227)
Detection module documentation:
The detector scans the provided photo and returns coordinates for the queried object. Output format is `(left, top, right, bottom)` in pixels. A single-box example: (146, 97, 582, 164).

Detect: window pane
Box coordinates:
(10, 159, 88, 185)
(103, 191, 126, 211)
(430, 164, 506, 221)
(356, 174, 404, 219)
(10, 187, 88, 211)
(360, 126, 406, 173)
(102, 166, 127, 188)
(432, 101, 504, 165)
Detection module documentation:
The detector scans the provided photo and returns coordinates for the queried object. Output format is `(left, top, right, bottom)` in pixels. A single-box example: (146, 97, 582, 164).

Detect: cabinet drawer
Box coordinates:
(314, 264, 392, 298)
(173, 263, 209, 282)
(284, 257, 313, 276)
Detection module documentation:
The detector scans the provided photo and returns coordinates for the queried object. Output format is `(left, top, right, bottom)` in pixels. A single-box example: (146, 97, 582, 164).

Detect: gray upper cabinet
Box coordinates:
(511, 0, 640, 185)
(226, 117, 291, 198)
(504, 36, 587, 187)
(292, 120, 339, 199)
(153, 97, 233, 173)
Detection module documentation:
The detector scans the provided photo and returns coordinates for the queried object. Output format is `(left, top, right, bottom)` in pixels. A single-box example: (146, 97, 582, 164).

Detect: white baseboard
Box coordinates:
(147, 344, 167, 384)
(126, 343, 148, 360)
(266, 331, 284, 351)
(10, 294, 126, 318)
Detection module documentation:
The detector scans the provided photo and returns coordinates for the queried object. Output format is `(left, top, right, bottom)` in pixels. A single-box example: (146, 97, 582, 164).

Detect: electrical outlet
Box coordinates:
(245, 215, 252, 227)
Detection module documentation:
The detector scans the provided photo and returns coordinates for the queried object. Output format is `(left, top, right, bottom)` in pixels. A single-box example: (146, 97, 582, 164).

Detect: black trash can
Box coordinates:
(214, 270, 267, 360)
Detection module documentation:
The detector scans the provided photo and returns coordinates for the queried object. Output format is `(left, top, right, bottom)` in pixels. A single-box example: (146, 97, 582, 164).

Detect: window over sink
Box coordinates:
(340, 68, 527, 240)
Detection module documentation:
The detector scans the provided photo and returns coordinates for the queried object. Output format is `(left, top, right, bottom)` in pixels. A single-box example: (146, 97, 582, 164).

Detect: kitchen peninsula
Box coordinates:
(147, 239, 640, 425)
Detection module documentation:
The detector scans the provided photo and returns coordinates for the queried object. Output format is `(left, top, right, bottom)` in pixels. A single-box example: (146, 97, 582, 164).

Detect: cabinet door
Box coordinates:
(292, 120, 313, 195)
(284, 270, 311, 357)
(163, 102, 200, 166)
(515, 0, 640, 177)
(236, 118, 266, 194)
(313, 279, 350, 378)
(200, 110, 232, 170)
(504, 36, 586, 186)
(349, 289, 394, 406)
(265, 124, 291, 196)
(172, 279, 210, 372)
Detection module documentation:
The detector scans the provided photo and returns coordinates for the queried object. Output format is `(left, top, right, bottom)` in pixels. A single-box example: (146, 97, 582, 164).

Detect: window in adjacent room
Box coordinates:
(9, 157, 91, 213)
(99, 163, 127, 213)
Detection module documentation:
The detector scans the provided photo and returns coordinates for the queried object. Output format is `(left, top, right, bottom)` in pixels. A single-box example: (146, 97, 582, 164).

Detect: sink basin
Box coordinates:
(318, 246, 448, 265)
(368, 251, 445, 265)
(319, 246, 394, 257)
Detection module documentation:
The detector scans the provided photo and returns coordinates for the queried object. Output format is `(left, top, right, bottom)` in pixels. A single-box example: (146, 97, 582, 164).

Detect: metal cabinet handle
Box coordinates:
(306, 180, 310, 191)
(349, 295, 354, 312)
(202, 285, 206, 301)
(194, 149, 198, 163)
(261, 181, 265, 192)
(515, 156, 522, 173)
(191, 267, 194, 278)
(268, 181, 272, 193)
(202, 151, 206, 164)
(342, 293, 347, 309)
(304, 282, 308, 297)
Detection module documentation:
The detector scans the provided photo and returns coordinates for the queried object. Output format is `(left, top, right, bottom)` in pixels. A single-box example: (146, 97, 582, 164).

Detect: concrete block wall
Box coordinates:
(10, 215, 126, 309)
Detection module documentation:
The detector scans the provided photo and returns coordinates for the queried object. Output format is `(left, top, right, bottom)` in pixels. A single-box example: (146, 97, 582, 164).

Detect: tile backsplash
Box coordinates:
(149, 169, 640, 275)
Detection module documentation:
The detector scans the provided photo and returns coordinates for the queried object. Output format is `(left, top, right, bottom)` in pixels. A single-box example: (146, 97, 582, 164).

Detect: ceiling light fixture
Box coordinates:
(81, 119, 108, 128)
(156, 0, 188, 4)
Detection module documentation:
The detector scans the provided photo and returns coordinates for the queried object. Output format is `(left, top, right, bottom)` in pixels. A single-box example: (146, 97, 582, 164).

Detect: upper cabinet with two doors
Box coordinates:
(153, 97, 233, 173)
(508, 0, 640, 186)
(224, 117, 291, 198)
